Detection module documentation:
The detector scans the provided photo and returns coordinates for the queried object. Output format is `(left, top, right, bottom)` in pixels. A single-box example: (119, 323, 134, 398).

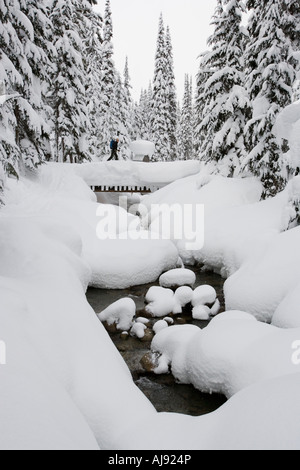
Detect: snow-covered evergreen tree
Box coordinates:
(112, 71, 131, 159)
(18, 0, 54, 167)
(283, 0, 300, 102)
(0, 0, 23, 184)
(132, 97, 143, 141)
(243, 0, 297, 198)
(283, 0, 300, 50)
(179, 75, 194, 160)
(196, 0, 250, 175)
(175, 101, 183, 160)
(165, 26, 178, 160)
(194, 59, 213, 157)
(98, 0, 116, 159)
(0, 0, 53, 181)
(294, 80, 300, 101)
(122, 57, 134, 149)
(150, 14, 170, 161)
(49, 0, 91, 163)
(133, 88, 152, 141)
(84, 6, 103, 158)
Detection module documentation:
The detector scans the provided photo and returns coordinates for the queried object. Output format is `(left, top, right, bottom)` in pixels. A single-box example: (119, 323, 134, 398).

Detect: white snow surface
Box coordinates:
(129, 140, 155, 158)
(51, 160, 201, 187)
(143, 173, 263, 265)
(143, 166, 300, 327)
(225, 225, 300, 323)
(3, 164, 179, 289)
(2, 162, 300, 449)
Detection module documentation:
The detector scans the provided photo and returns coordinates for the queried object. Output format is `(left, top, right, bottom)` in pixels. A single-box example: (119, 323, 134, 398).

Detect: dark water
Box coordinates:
(86, 265, 227, 417)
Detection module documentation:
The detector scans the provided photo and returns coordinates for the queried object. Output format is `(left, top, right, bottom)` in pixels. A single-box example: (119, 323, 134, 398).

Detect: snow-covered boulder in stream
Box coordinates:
(98, 298, 136, 331)
(159, 268, 196, 289)
(145, 286, 182, 317)
(150, 311, 300, 398)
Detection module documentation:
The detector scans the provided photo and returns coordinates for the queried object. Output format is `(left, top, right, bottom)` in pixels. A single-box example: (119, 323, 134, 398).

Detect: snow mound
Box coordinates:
(145, 286, 182, 317)
(119, 373, 300, 450)
(192, 285, 217, 306)
(153, 320, 169, 335)
(192, 305, 211, 321)
(151, 312, 300, 398)
(129, 140, 155, 159)
(143, 173, 263, 265)
(98, 298, 136, 331)
(272, 281, 300, 328)
(145, 286, 174, 304)
(130, 322, 147, 339)
(174, 286, 193, 307)
(89, 238, 179, 289)
(225, 226, 300, 324)
(159, 268, 196, 288)
(52, 160, 201, 187)
(4, 165, 179, 290)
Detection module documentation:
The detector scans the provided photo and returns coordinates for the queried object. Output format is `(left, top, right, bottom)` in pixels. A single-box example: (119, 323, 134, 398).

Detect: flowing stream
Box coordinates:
(86, 265, 227, 416)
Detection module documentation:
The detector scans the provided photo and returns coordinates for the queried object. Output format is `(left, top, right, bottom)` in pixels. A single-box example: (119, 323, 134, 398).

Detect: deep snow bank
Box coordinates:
(118, 373, 300, 450)
(4, 165, 178, 289)
(0, 182, 157, 449)
(143, 173, 263, 267)
(143, 167, 300, 326)
(225, 225, 300, 323)
(53, 160, 201, 187)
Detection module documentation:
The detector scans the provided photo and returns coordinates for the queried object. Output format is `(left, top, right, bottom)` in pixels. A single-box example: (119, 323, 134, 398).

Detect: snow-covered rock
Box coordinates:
(192, 285, 217, 307)
(153, 320, 169, 335)
(145, 286, 174, 304)
(151, 311, 300, 399)
(98, 298, 136, 331)
(145, 286, 183, 317)
(174, 286, 193, 307)
(192, 305, 211, 321)
(130, 322, 147, 339)
(159, 268, 196, 288)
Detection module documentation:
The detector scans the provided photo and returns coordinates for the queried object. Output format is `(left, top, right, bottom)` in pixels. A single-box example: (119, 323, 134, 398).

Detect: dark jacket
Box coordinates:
(112, 140, 118, 151)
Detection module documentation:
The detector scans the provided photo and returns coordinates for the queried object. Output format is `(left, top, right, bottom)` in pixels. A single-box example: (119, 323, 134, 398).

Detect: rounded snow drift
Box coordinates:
(192, 285, 217, 307)
(159, 269, 196, 289)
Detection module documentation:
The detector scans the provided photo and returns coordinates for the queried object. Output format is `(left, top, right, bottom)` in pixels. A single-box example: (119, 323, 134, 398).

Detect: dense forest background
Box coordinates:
(0, 0, 299, 199)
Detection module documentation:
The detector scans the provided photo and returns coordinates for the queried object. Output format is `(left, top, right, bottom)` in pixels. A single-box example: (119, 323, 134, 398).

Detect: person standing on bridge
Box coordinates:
(108, 138, 119, 161)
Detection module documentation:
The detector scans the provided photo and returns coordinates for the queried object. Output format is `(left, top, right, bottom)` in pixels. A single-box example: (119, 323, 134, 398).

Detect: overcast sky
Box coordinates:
(94, 0, 218, 102)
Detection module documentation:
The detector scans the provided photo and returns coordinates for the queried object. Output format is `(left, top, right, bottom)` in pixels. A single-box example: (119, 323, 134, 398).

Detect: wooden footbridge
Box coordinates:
(68, 161, 201, 194)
